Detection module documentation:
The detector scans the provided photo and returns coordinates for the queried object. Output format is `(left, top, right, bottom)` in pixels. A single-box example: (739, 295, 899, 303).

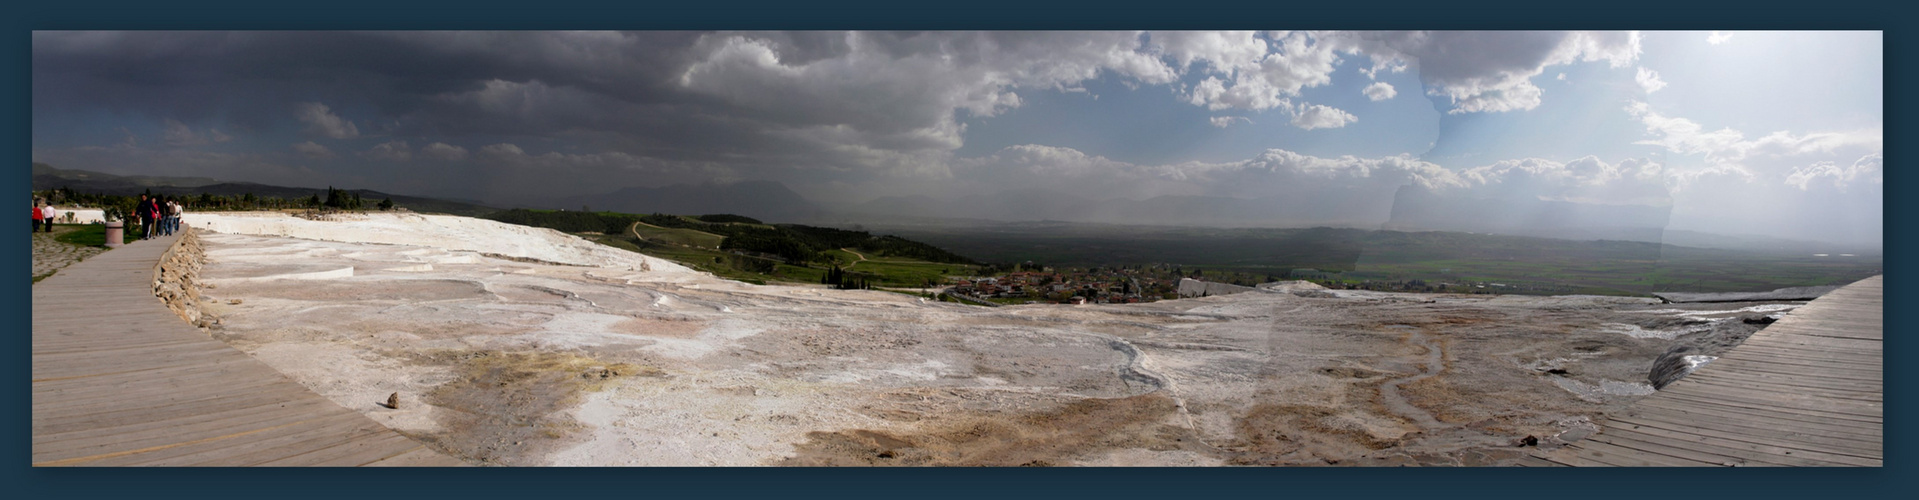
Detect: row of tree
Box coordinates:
(820, 266, 875, 290)
(35, 186, 396, 216)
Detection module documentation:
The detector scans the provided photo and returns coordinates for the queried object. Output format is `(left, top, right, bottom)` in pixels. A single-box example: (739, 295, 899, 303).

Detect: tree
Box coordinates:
(378, 197, 395, 211)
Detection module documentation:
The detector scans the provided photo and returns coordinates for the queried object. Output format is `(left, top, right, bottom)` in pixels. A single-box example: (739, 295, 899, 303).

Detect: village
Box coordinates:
(942, 264, 1591, 305)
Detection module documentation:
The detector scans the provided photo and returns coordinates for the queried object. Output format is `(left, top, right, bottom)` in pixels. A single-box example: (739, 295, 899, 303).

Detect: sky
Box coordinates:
(30, 31, 1883, 245)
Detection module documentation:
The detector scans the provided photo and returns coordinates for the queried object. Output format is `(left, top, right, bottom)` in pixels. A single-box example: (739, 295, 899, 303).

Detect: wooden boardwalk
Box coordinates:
(1527, 275, 1883, 467)
(31, 230, 466, 466)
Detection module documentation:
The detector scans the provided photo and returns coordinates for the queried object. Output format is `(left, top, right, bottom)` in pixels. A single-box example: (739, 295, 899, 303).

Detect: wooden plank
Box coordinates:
(31, 229, 463, 467)
(1583, 432, 1752, 467)
(1555, 438, 1702, 466)
(82, 417, 373, 467)
(1607, 414, 1881, 458)
(1626, 400, 1884, 438)
(1677, 373, 1883, 401)
(1507, 455, 1570, 467)
(1595, 421, 1877, 467)
(1536, 275, 1882, 468)
(363, 446, 466, 467)
(1656, 382, 1883, 418)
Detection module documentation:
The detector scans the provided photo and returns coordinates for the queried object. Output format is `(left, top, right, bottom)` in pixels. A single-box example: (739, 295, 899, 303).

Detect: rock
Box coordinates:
(1515, 435, 1539, 447)
(229, 298, 243, 305)
(1648, 345, 1717, 389)
(383, 392, 400, 409)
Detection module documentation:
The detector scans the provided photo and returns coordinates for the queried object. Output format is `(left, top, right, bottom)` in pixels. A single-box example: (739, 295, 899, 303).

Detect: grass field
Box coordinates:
(887, 223, 1881, 296)
(589, 229, 970, 288)
(52, 223, 108, 247)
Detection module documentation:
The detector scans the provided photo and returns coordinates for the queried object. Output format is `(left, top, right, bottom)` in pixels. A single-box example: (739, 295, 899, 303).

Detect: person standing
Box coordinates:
(32, 199, 44, 233)
(166, 198, 183, 235)
(157, 197, 171, 236)
(147, 196, 163, 239)
(41, 200, 58, 232)
(136, 194, 155, 240)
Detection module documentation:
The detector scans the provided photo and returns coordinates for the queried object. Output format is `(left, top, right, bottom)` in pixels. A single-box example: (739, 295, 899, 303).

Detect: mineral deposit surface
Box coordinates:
(187, 212, 1794, 466)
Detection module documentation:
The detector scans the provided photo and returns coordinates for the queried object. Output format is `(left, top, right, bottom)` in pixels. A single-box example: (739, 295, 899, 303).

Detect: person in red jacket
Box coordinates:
(32, 199, 44, 233)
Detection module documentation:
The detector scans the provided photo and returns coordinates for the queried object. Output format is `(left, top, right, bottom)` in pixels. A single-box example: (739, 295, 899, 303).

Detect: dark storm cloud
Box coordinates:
(31, 31, 1183, 202)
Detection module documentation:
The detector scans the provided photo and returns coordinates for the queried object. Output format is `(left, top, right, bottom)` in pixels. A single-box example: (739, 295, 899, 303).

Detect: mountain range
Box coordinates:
(31, 163, 1872, 255)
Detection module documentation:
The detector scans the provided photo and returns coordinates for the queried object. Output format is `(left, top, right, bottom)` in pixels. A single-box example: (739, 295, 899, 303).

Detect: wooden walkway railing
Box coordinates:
(31, 229, 465, 466)
(1522, 275, 1883, 467)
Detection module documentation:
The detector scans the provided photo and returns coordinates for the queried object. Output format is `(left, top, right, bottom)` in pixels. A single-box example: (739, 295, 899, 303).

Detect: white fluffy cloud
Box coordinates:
(1325, 31, 1642, 114)
(480, 143, 525, 158)
(1635, 67, 1667, 93)
(1171, 31, 1341, 112)
(422, 142, 470, 161)
(1362, 82, 1397, 101)
(1209, 116, 1251, 128)
(291, 141, 335, 159)
(1785, 154, 1882, 191)
(295, 102, 359, 139)
(1290, 103, 1357, 130)
(1625, 100, 1883, 190)
(362, 140, 411, 162)
(1708, 31, 1734, 45)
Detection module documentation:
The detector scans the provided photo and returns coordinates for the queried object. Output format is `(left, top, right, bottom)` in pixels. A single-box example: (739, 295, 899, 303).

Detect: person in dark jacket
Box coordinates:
(136, 194, 155, 240)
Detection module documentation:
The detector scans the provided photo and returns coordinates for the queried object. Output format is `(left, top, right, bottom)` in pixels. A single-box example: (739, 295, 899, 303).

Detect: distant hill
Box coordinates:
(1382, 184, 1673, 244)
(33, 163, 222, 190)
(844, 188, 1392, 229)
(31, 164, 498, 216)
(556, 181, 824, 224)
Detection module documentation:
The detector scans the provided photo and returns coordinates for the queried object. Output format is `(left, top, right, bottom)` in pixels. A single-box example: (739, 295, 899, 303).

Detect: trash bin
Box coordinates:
(104, 220, 124, 248)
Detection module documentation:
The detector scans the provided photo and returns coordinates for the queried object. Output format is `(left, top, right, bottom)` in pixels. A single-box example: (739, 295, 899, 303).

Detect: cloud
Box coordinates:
(291, 141, 335, 159)
(480, 143, 525, 158)
(209, 128, 233, 143)
(295, 102, 359, 139)
(673, 32, 1180, 157)
(1153, 31, 1268, 75)
(1362, 82, 1397, 101)
(1209, 116, 1251, 128)
(422, 142, 470, 161)
(1290, 104, 1356, 130)
(1625, 100, 1883, 190)
(1708, 31, 1734, 45)
(1174, 31, 1340, 112)
(160, 119, 203, 146)
(362, 140, 411, 162)
(1325, 31, 1641, 114)
(950, 143, 1677, 211)
(1635, 67, 1667, 93)
(1784, 154, 1882, 191)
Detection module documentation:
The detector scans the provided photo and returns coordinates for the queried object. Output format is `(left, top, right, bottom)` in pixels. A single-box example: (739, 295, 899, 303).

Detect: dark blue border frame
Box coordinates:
(8, 2, 1908, 499)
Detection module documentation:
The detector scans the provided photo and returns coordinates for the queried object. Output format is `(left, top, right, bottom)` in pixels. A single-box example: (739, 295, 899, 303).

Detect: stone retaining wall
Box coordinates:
(153, 228, 219, 329)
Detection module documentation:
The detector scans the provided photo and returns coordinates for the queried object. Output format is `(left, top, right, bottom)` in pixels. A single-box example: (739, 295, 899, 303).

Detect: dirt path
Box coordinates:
(840, 248, 868, 268)
(31, 226, 107, 282)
